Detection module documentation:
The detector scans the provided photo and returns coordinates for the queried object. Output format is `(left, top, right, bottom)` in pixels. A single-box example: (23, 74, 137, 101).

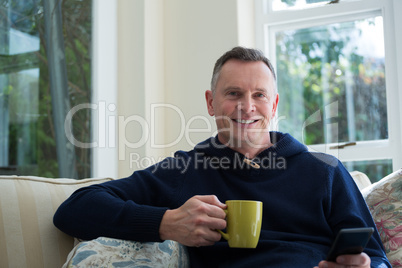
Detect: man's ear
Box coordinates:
(271, 93, 279, 118)
(205, 90, 215, 116)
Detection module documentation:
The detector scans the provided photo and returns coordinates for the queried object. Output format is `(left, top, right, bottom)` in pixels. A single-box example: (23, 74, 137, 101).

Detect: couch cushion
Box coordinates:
(0, 176, 113, 268)
(63, 237, 189, 268)
(361, 169, 402, 267)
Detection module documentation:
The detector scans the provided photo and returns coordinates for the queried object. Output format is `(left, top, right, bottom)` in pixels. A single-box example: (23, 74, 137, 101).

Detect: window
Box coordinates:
(256, 0, 401, 182)
(269, 0, 338, 11)
(0, 0, 92, 178)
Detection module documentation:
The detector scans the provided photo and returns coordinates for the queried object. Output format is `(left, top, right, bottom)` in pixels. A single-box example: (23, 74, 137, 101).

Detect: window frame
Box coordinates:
(91, 0, 118, 178)
(255, 0, 402, 170)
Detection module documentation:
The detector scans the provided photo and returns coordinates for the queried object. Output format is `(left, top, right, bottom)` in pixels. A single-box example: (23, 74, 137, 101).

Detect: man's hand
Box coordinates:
(159, 195, 227, 247)
(315, 252, 371, 268)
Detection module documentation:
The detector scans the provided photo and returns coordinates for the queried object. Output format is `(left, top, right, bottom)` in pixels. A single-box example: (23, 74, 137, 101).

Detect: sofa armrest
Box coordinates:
(350, 170, 372, 191)
(0, 176, 113, 268)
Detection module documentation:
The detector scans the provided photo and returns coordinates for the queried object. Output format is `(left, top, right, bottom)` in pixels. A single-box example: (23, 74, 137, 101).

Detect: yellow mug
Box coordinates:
(218, 200, 263, 248)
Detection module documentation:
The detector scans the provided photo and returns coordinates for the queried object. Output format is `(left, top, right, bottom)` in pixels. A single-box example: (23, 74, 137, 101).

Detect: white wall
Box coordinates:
(163, 0, 238, 156)
(116, 0, 255, 177)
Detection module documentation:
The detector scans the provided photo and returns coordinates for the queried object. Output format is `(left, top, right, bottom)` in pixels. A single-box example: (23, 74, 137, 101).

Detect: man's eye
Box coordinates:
(256, 93, 265, 98)
(228, 92, 238, 96)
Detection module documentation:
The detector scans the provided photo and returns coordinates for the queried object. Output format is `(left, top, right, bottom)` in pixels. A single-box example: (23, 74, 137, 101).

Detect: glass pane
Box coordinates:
(0, 0, 92, 178)
(343, 159, 393, 183)
(276, 17, 387, 145)
(270, 0, 330, 11)
(0, 69, 39, 174)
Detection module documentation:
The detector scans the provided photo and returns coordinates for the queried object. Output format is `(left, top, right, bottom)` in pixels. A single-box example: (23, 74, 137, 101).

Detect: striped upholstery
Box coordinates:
(0, 175, 113, 268)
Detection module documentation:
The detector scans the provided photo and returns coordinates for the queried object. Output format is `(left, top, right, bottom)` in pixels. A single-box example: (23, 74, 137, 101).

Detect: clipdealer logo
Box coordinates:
(64, 102, 215, 160)
(144, 152, 286, 173)
(64, 101, 342, 167)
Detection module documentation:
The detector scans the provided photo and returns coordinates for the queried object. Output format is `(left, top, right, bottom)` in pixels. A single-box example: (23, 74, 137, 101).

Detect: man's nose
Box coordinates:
(237, 96, 255, 113)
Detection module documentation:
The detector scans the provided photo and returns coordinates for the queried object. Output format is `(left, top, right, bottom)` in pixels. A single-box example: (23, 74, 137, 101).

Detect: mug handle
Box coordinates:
(217, 209, 229, 240)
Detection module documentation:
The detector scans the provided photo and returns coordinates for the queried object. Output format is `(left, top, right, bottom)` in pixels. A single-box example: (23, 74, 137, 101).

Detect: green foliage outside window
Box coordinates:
(276, 19, 387, 145)
(0, 0, 92, 178)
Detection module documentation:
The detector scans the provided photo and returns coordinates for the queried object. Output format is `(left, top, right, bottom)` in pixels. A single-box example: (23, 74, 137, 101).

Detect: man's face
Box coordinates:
(206, 59, 279, 150)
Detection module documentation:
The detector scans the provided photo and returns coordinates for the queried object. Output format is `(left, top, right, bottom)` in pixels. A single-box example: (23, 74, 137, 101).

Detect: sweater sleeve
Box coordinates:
(326, 161, 391, 267)
(53, 157, 186, 241)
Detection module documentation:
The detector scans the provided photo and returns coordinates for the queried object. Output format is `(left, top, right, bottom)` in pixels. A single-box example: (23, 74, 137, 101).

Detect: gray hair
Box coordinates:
(210, 46, 277, 94)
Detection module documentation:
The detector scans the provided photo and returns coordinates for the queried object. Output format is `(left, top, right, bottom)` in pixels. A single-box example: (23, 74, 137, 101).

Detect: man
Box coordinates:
(54, 47, 390, 267)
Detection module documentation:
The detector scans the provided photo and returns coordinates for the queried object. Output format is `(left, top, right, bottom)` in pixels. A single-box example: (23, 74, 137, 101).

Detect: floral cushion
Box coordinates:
(63, 237, 189, 268)
(362, 168, 402, 267)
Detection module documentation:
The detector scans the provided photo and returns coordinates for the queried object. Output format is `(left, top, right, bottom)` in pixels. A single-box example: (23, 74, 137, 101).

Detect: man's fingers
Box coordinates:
(191, 204, 226, 230)
(184, 221, 224, 247)
(316, 253, 371, 268)
(194, 195, 226, 208)
(336, 252, 370, 266)
(193, 195, 227, 221)
(160, 195, 228, 247)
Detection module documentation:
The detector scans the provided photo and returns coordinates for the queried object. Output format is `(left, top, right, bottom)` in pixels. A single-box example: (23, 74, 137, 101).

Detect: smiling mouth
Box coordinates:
(234, 119, 258, 124)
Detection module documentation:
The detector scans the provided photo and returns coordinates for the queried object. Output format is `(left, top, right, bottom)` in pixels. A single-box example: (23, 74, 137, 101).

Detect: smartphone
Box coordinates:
(326, 227, 374, 262)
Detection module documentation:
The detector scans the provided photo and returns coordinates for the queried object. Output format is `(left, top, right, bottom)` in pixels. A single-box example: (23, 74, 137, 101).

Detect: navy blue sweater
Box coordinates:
(54, 132, 390, 267)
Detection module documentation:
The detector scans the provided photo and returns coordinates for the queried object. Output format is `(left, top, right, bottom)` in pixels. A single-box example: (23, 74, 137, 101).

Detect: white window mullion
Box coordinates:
(259, 0, 382, 27)
(91, 0, 118, 179)
(308, 140, 391, 162)
(383, 0, 402, 169)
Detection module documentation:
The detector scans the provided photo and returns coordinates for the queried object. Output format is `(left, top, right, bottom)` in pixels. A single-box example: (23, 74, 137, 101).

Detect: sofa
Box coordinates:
(0, 169, 401, 268)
